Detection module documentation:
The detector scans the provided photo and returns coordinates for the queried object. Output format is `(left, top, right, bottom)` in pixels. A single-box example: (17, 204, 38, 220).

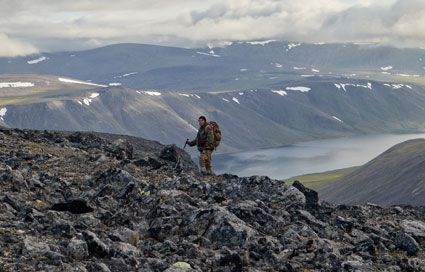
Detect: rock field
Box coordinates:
(0, 127, 424, 271)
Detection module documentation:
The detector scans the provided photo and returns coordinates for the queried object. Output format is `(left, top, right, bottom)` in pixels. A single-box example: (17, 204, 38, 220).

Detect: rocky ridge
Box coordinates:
(0, 127, 424, 271)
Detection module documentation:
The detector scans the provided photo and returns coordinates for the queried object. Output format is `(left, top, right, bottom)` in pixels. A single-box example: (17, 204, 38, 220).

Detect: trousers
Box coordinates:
(199, 150, 213, 171)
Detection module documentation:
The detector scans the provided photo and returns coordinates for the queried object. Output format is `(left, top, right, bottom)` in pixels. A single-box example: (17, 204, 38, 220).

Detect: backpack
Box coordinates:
(208, 121, 221, 148)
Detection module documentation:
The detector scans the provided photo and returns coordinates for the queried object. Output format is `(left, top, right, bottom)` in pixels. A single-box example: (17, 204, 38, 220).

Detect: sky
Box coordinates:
(2, 0, 425, 57)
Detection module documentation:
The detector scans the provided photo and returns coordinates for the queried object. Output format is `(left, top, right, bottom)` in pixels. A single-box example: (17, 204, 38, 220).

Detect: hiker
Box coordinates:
(186, 116, 216, 175)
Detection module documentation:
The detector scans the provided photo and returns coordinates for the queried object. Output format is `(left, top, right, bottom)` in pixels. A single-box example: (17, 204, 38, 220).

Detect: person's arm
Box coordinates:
(187, 137, 197, 147)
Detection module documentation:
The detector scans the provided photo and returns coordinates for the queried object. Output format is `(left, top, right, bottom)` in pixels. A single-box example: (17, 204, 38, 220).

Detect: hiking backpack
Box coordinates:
(208, 121, 221, 148)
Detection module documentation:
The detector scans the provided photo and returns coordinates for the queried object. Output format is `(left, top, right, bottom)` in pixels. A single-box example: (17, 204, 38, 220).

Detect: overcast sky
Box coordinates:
(1, 0, 424, 57)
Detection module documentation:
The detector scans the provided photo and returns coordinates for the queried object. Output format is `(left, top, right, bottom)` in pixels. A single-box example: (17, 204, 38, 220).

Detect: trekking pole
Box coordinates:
(175, 139, 189, 170)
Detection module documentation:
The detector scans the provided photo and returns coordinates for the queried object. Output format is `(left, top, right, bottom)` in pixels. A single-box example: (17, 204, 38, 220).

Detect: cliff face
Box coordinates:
(0, 127, 425, 271)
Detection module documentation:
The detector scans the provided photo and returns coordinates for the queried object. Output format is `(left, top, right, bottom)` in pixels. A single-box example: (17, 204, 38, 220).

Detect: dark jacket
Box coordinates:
(188, 123, 215, 152)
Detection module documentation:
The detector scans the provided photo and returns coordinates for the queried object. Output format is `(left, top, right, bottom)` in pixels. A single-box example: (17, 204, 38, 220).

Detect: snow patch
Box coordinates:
(58, 78, 107, 87)
(196, 51, 220, 57)
(332, 116, 343, 123)
(334, 83, 372, 92)
(142, 91, 161, 96)
(232, 97, 240, 104)
(0, 82, 34, 88)
(114, 72, 138, 79)
(240, 68, 247, 72)
(239, 92, 244, 95)
(301, 75, 314, 77)
(381, 72, 391, 75)
(274, 63, 283, 68)
(194, 94, 201, 99)
(293, 67, 306, 70)
(271, 90, 288, 96)
(0, 107, 7, 121)
(397, 74, 421, 77)
(286, 86, 311, 92)
(384, 83, 412, 89)
(123, 72, 138, 77)
(286, 43, 301, 51)
(78, 93, 100, 106)
(381, 66, 393, 71)
(27, 56, 47, 64)
(246, 40, 275, 46)
(311, 69, 320, 73)
(179, 93, 190, 97)
(222, 98, 230, 102)
(109, 83, 122, 86)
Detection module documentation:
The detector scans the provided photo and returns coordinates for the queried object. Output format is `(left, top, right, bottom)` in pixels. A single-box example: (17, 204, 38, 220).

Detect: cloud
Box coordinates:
(0, 0, 424, 56)
(0, 33, 38, 57)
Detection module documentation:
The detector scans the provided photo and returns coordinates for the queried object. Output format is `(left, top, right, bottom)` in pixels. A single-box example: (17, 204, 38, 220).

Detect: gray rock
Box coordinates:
(394, 233, 420, 255)
(66, 238, 89, 260)
(21, 237, 50, 256)
(401, 220, 425, 240)
(109, 227, 139, 246)
(83, 231, 109, 257)
(87, 262, 112, 272)
(341, 260, 375, 271)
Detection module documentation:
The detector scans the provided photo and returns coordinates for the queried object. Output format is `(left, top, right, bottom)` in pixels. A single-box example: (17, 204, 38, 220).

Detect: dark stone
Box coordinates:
(119, 183, 135, 199)
(148, 157, 164, 169)
(106, 139, 134, 160)
(292, 180, 319, 211)
(394, 233, 420, 255)
(67, 132, 103, 148)
(2, 194, 21, 212)
(159, 144, 179, 163)
(134, 158, 150, 167)
(83, 231, 109, 258)
(50, 199, 94, 214)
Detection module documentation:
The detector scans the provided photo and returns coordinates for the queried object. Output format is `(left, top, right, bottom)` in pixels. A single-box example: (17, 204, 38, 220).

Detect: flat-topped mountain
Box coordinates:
(321, 138, 425, 206)
(1, 41, 425, 92)
(1, 127, 425, 271)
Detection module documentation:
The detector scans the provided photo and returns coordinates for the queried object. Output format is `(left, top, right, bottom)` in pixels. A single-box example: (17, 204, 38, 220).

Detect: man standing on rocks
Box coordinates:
(187, 116, 215, 176)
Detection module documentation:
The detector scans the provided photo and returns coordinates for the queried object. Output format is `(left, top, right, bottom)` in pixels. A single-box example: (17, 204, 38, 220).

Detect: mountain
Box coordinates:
(321, 139, 425, 206)
(1, 41, 425, 92)
(3, 74, 425, 153)
(1, 126, 425, 271)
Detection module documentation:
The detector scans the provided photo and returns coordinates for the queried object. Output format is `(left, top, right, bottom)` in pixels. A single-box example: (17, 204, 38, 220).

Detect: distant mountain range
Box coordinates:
(321, 138, 425, 206)
(1, 41, 425, 153)
(1, 41, 425, 92)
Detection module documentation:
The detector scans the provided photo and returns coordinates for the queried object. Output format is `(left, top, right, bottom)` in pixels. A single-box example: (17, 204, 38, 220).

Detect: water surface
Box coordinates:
(213, 133, 425, 179)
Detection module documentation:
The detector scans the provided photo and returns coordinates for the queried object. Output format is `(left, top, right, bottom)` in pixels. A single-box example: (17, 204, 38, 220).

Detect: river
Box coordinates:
(212, 132, 425, 179)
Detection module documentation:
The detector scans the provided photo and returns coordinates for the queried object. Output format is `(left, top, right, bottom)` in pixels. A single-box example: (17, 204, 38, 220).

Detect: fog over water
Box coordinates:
(213, 133, 425, 180)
